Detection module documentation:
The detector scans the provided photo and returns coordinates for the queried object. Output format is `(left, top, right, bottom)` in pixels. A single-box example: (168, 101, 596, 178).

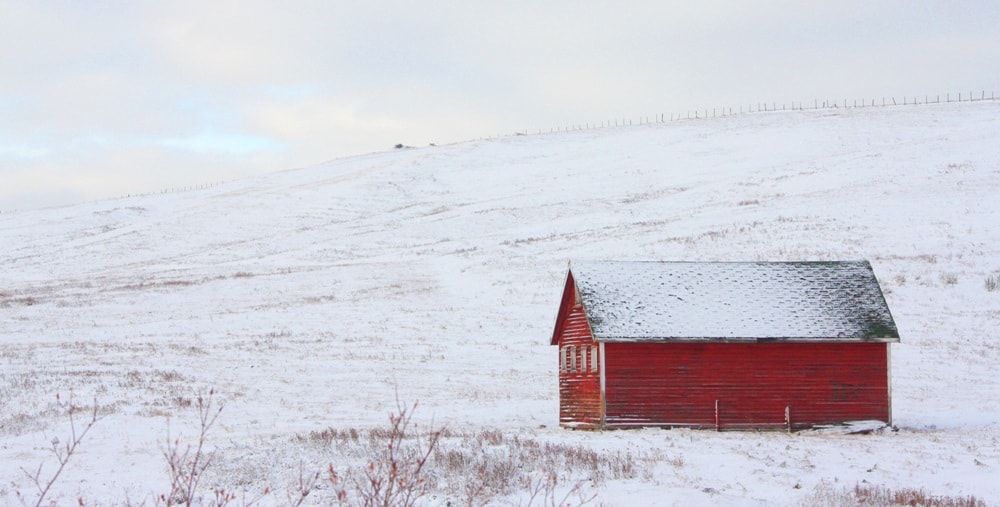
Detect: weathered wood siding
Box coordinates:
(603, 342, 890, 429)
(554, 274, 603, 428)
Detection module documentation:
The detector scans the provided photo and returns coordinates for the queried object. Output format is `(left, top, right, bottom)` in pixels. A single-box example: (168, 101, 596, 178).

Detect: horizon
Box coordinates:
(2, 1, 999, 211)
(3, 96, 995, 214)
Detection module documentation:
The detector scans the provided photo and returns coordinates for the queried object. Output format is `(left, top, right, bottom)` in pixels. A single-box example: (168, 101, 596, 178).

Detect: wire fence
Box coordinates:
(488, 90, 998, 139)
(0, 180, 229, 215)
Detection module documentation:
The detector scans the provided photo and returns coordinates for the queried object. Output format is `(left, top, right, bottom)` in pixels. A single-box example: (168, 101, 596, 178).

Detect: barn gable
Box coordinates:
(567, 260, 899, 342)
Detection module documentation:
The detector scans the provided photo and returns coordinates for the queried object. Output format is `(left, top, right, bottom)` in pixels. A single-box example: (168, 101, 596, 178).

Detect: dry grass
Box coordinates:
(804, 483, 987, 507)
(0, 295, 41, 308)
(297, 422, 647, 506)
(985, 274, 999, 292)
(0, 350, 194, 435)
(940, 273, 959, 286)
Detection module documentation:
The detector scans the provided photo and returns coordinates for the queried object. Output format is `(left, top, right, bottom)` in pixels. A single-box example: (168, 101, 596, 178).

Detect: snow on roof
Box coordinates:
(571, 260, 899, 342)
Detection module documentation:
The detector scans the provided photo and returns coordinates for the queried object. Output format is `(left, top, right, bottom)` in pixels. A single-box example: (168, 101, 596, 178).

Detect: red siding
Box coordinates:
(553, 274, 602, 428)
(603, 342, 890, 429)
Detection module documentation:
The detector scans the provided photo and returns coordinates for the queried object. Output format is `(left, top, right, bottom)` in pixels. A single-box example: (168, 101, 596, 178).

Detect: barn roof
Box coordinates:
(567, 260, 899, 343)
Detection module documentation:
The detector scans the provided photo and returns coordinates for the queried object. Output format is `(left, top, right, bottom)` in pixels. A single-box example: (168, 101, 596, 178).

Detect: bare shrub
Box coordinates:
(159, 391, 219, 504)
(16, 391, 101, 507)
(940, 273, 958, 286)
(327, 399, 442, 507)
(159, 389, 229, 506)
(153, 389, 273, 506)
(522, 473, 596, 507)
(288, 463, 321, 507)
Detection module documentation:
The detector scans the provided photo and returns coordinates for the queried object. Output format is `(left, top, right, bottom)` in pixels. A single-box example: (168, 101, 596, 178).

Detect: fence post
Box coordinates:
(715, 400, 720, 432)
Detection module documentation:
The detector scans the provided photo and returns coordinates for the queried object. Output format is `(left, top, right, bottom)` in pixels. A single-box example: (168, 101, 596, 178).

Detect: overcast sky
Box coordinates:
(2, 1, 998, 211)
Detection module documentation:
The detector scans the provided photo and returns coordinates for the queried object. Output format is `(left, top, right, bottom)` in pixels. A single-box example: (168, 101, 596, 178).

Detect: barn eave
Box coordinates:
(591, 335, 901, 344)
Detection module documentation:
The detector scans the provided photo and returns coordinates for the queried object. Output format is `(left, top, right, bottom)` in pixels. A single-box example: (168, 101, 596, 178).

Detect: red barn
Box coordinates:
(550, 261, 900, 430)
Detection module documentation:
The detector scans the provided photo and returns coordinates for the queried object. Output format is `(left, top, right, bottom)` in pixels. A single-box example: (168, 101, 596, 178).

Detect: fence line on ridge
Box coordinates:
(485, 90, 997, 140)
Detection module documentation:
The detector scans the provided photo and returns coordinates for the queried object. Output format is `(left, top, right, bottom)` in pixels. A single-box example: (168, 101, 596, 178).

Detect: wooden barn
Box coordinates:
(550, 260, 900, 430)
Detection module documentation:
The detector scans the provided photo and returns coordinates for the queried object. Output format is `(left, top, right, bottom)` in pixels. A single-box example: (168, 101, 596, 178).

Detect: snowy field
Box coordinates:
(2, 101, 999, 505)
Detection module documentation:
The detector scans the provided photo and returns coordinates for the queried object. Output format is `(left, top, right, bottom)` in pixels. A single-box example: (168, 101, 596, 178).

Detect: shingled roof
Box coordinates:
(569, 260, 899, 342)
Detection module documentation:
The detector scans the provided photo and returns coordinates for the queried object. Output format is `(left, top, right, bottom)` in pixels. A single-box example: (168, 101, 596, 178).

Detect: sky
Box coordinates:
(1, 0, 998, 211)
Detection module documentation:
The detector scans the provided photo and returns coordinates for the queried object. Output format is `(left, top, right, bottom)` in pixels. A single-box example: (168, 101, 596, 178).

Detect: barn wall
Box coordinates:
(603, 342, 890, 429)
(555, 276, 603, 428)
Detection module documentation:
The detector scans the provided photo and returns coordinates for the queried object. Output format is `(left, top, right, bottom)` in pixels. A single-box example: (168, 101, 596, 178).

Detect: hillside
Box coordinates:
(2, 101, 999, 505)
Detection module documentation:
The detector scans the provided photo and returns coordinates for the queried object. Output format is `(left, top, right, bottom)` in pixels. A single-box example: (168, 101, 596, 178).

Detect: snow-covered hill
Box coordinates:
(2, 102, 999, 505)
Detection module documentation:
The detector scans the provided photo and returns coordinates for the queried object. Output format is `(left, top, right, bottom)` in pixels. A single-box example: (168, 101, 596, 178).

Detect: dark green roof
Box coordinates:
(571, 260, 900, 342)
